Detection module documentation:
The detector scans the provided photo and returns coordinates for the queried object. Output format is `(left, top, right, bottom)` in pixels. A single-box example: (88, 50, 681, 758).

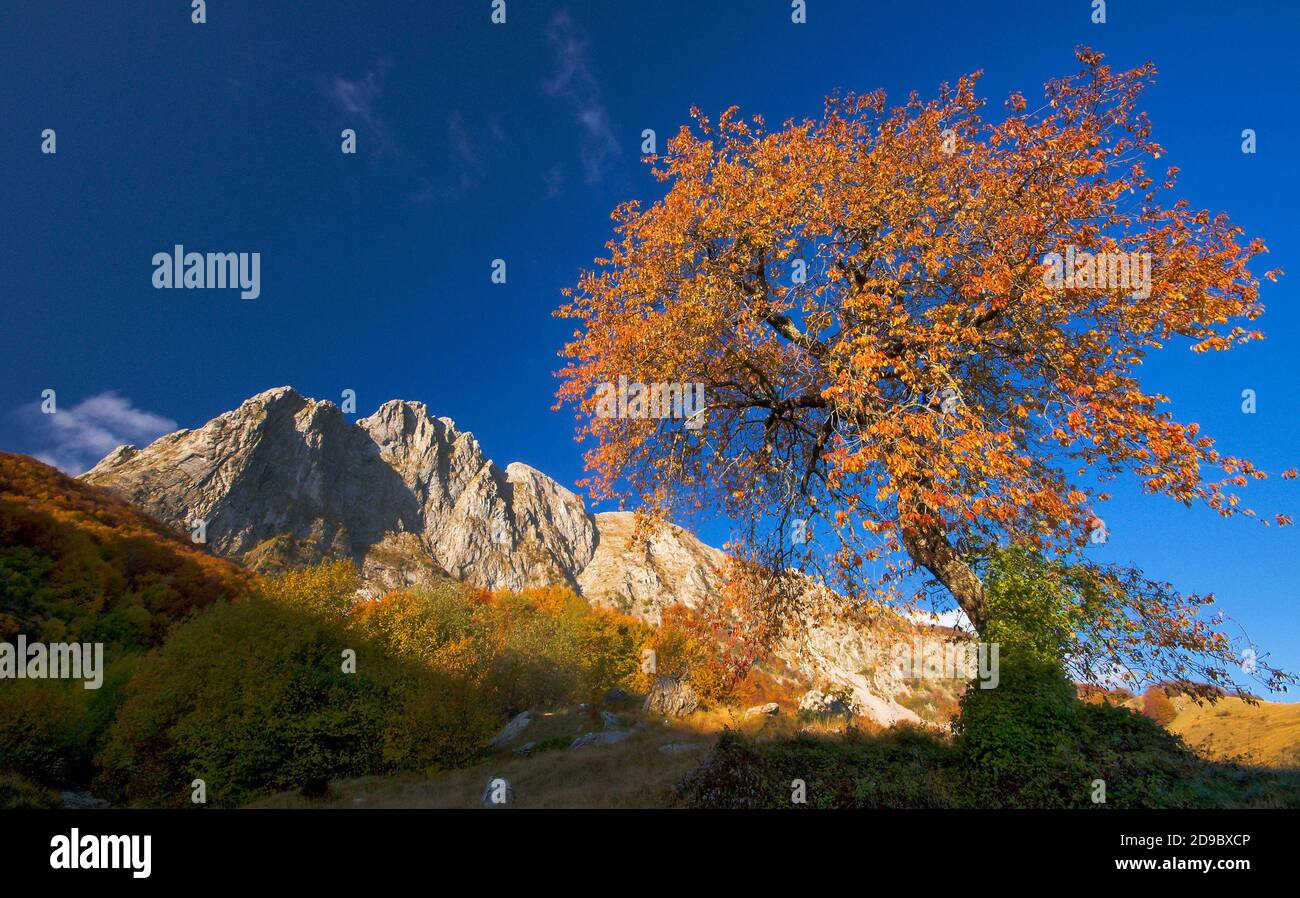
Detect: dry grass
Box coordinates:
(258, 736, 702, 809)
(251, 699, 884, 809)
(1168, 696, 1300, 768)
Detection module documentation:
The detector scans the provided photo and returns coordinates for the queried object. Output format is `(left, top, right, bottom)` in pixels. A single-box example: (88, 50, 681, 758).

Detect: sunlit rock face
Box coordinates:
(82, 387, 597, 594)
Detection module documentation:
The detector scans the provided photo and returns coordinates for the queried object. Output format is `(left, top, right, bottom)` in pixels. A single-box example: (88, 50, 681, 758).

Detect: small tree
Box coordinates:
(1141, 687, 1178, 727)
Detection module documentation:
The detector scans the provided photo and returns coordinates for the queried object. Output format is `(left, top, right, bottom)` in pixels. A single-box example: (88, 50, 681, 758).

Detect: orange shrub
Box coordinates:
(1141, 686, 1178, 726)
(634, 605, 745, 704)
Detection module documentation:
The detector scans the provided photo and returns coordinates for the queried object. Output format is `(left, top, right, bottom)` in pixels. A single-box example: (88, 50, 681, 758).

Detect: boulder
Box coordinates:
(745, 702, 780, 717)
(798, 689, 855, 718)
(570, 730, 630, 750)
(59, 791, 109, 810)
(488, 711, 532, 748)
(643, 676, 699, 717)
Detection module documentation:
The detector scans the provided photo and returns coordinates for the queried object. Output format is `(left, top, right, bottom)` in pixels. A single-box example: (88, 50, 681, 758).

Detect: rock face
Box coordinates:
(798, 689, 856, 719)
(577, 510, 725, 622)
(81, 386, 926, 726)
(83, 387, 596, 594)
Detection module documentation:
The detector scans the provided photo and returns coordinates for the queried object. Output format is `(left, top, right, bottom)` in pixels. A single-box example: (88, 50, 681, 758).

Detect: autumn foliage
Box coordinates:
(0, 452, 253, 649)
(1141, 686, 1178, 727)
(556, 49, 1290, 695)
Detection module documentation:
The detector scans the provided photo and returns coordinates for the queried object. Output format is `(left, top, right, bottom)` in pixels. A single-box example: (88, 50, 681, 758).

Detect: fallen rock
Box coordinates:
(488, 711, 532, 748)
(745, 702, 780, 717)
(600, 710, 620, 730)
(643, 676, 699, 717)
(59, 791, 109, 810)
(512, 741, 538, 756)
(571, 730, 630, 750)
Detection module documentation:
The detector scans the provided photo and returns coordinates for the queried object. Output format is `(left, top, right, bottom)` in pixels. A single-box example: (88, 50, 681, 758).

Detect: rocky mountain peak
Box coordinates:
(82, 386, 595, 593)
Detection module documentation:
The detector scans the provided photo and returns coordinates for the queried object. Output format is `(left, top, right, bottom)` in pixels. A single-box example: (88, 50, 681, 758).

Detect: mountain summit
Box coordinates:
(83, 387, 598, 596)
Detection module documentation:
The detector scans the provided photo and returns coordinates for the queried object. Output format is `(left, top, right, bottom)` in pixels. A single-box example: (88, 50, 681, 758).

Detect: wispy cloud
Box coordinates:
(907, 607, 975, 633)
(447, 112, 488, 193)
(326, 64, 393, 149)
(17, 392, 177, 475)
(543, 11, 621, 185)
(411, 113, 505, 203)
(542, 162, 566, 199)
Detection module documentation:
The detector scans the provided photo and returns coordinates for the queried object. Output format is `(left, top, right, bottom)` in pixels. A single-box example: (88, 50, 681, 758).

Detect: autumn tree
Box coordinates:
(1141, 686, 1178, 727)
(556, 49, 1291, 696)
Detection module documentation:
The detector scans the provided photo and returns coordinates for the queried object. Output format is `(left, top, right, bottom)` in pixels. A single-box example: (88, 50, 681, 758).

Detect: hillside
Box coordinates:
(0, 452, 252, 649)
(1169, 696, 1300, 768)
(1, 447, 1296, 809)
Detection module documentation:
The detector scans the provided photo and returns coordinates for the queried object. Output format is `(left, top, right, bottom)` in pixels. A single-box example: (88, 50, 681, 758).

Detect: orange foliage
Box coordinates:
(555, 49, 1287, 691)
(635, 604, 748, 703)
(1141, 686, 1178, 727)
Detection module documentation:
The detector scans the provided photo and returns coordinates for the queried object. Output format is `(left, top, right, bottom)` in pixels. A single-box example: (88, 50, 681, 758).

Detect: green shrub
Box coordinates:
(96, 592, 392, 807)
(676, 726, 962, 809)
(0, 771, 61, 809)
(953, 651, 1088, 807)
(95, 570, 660, 806)
(0, 679, 92, 786)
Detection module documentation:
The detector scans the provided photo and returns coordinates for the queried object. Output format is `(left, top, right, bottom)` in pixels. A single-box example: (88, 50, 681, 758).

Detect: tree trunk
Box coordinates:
(901, 517, 988, 634)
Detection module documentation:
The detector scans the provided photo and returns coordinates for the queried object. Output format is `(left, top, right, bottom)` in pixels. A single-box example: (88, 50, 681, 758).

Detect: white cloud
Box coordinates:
(907, 607, 975, 633)
(19, 392, 177, 475)
(543, 11, 621, 184)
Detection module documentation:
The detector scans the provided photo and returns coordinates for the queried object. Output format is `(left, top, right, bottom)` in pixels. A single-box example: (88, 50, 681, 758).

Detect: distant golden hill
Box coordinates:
(1169, 696, 1300, 769)
(0, 452, 252, 649)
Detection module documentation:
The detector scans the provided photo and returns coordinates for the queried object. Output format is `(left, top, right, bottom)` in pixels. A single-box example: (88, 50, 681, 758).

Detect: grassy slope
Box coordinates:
(253, 700, 871, 809)
(255, 692, 1300, 809)
(1169, 696, 1300, 768)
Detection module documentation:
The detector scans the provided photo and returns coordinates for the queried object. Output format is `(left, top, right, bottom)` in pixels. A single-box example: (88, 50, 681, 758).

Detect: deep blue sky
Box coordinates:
(2, 1, 1297, 695)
